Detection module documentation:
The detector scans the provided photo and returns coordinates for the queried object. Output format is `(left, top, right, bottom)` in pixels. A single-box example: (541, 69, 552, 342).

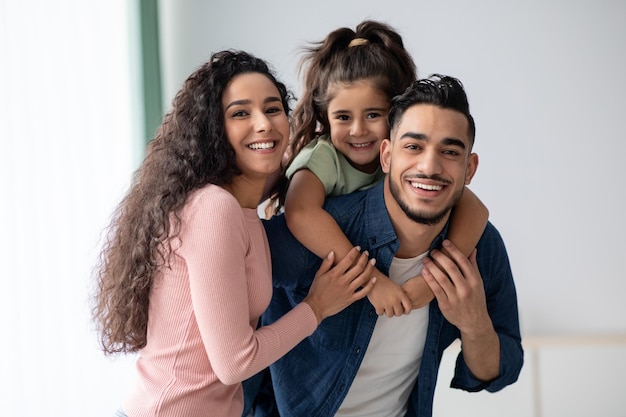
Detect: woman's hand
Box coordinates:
(304, 247, 377, 324)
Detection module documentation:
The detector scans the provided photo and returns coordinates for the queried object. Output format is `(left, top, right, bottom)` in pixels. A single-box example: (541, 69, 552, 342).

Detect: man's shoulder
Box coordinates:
(475, 221, 512, 281)
(477, 221, 506, 250)
(322, 187, 371, 223)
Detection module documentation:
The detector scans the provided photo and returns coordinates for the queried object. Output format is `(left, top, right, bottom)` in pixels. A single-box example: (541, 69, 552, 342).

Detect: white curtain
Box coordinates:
(0, 1, 142, 416)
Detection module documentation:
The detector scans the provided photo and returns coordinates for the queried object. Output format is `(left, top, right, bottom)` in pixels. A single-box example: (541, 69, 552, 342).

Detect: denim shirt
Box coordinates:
(250, 182, 523, 417)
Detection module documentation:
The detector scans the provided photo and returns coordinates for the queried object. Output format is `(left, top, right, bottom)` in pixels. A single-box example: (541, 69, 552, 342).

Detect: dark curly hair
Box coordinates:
(91, 50, 292, 355)
(266, 20, 417, 214)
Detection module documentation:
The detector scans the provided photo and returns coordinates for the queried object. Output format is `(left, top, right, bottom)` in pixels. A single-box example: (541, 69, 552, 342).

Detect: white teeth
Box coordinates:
(248, 142, 275, 150)
(352, 142, 372, 148)
(410, 182, 443, 191)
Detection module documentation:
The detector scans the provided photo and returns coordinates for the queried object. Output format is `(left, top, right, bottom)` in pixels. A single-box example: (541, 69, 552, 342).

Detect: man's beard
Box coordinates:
(388, 171, 463, 226)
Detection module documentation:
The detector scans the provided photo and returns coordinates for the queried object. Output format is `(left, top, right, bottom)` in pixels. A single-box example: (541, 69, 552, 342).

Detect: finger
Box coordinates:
(393, 302, 404, 317)
(315, 251, 335, 277)
(351, 258, 377, 298)
(428, 249, 464, 289)
(400, 293, 412, 315)
(441, 240, 474, 276)
(442, 240, 481, 287)
(345, 251, 372, 284)
(352, 276, 376, 300)
(420, 261, 445, 300)
(333, 246, 361, 275)
(422, 257, 453, 300)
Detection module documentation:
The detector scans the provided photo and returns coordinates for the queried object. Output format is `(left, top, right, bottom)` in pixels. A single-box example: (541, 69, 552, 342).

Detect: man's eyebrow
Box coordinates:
(399, 132, 427, 141)
(441, 137, 466, 149)
(224, 96, 281, 111)
(399, 132, 466, 149)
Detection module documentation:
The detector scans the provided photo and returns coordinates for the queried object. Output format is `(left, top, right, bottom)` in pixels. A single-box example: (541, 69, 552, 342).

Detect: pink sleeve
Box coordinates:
(178, 189, 317, 385)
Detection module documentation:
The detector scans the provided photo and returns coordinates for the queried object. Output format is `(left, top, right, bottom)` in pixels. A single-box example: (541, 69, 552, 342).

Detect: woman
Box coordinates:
(92, 50, 376, 417)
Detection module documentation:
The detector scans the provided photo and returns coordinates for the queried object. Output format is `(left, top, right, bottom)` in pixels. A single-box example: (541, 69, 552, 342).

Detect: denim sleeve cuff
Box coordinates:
(450, 334, 524, 393)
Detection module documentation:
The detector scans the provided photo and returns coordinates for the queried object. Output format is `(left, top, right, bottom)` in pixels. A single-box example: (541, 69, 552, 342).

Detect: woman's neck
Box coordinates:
(223, 176, 265, 209)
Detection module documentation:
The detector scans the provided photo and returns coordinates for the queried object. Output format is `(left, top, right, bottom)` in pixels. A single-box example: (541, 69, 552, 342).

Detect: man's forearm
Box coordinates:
(460, 320, 501, 381)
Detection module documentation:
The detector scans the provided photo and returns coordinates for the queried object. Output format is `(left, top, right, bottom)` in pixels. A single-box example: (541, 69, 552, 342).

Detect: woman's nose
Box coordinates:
(254, 112, 271, 132)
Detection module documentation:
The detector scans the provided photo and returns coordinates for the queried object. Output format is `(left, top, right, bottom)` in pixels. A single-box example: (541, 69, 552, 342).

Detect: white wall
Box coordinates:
(158, 0, 626, 339)
(157, 0, 626, 415)
(1, 1, 141, 416)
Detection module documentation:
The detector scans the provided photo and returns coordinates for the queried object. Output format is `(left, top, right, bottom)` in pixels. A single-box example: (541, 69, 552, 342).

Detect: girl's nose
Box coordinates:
(350, 119, 368, 137)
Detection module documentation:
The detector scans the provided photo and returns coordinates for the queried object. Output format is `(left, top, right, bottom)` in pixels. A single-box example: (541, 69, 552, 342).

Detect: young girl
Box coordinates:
(91, 50, 376, 417)
(270, 20, 489, 317)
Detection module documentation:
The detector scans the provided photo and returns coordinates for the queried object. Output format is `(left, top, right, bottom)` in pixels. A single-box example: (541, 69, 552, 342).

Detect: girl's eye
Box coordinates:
(337, 114, 350, 121)
(366, 112, 382, 119)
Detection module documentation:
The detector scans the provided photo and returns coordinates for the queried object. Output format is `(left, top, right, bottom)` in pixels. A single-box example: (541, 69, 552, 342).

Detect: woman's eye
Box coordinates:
(231, 110, 248, 117)
(266, 106, 283, 114)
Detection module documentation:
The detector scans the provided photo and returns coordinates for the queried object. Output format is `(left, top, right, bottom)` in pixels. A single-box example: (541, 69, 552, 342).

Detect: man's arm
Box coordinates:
(422, 240, 500, 381)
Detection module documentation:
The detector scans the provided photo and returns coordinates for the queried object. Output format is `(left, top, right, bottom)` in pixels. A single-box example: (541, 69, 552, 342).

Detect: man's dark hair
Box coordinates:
(388, 74, 475, 145)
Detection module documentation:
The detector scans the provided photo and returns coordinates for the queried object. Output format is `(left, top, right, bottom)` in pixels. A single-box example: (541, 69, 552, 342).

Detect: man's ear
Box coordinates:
(380, 139, 392, 174)
(465, 152, 479, 185)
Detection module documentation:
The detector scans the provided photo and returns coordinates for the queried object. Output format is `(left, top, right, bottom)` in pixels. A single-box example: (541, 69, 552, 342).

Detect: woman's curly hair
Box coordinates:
(91, 50, 292, 355)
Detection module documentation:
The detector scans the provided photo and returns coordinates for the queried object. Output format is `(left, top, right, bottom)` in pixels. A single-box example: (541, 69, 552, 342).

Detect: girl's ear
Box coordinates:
(380, 138, 392, 173)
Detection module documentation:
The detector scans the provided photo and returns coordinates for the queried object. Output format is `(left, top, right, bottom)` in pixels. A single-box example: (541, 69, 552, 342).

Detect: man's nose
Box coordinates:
(416, 149, 443, 174)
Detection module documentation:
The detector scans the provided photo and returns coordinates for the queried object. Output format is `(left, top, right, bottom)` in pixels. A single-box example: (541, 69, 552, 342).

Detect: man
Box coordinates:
(251, 75, 523, 417)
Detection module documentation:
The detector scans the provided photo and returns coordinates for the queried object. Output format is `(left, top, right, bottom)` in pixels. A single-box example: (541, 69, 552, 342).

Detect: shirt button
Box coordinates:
(339, 384, 346, 391)
(355, 347, 361, 355)
(368, 310, 375, 317)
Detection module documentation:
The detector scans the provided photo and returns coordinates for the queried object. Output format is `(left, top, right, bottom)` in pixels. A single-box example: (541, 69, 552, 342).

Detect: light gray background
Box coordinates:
(158, 0, 626, 337)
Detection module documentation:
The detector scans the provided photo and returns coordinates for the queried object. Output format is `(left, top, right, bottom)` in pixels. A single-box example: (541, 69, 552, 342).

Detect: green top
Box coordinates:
(286, 135, 385, 197)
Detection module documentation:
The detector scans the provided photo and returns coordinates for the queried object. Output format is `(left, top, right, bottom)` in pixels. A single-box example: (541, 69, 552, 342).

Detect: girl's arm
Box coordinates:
(445, 186, 489, 257)
(285, 169, 411, 317)
(402, 186, 489, 309)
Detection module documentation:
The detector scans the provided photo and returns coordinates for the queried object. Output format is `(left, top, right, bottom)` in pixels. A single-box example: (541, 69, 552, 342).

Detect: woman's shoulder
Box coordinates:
(185, 184, 240, 215)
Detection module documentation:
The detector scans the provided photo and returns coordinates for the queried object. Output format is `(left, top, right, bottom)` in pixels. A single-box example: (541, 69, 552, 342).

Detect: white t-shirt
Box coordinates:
(336, 253, 430, 417)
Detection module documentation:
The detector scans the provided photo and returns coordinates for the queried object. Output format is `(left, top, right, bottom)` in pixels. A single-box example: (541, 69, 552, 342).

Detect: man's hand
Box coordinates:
(421, 240, 489, 332)
(421, 240, 500, 381)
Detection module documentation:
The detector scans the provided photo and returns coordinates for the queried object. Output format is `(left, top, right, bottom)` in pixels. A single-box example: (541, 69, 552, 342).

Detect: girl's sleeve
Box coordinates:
(178, 190, 318, 385)
(286, 139, 340, 196)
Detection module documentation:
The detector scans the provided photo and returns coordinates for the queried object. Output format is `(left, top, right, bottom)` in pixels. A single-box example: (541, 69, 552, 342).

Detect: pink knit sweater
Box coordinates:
(123, 184, 317, 417)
